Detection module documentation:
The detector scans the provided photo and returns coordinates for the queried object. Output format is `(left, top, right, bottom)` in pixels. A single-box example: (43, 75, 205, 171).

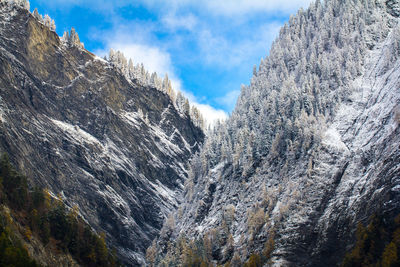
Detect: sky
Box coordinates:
(28, 0, 313, 123)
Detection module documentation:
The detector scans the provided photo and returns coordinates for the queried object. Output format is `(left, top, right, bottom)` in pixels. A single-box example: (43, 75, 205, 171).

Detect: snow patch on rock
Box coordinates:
(51, 119, 101, 146)
(322, 127, 349, 152)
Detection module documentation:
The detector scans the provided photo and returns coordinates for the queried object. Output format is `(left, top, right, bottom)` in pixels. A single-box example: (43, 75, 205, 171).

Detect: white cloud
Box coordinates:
(162, 13, 198, 31)
(95, 40, 227, 126)
(192, 103, 228, 127)
(35, 0, 132, 12)
(113, 44, 171, 75)
(140, 0, 313, 16)
(93, 22, 183, 91)
(203, 0, 314, 16)
(106, 43, 182, 91)
(179, 89, 228, 126)
(41, 0, 312, 121)
(216, 90, 240, 111)
(38, 0, 314, 17)
(191, 21, 281, 72)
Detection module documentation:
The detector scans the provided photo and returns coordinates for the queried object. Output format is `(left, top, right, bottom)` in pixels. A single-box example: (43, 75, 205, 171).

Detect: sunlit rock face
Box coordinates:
(0, 2, 204, 265)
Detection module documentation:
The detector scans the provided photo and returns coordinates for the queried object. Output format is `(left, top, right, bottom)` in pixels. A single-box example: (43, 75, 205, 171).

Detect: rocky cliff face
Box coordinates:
(152, 0, 400, 266)
(0, 2, 203, 266)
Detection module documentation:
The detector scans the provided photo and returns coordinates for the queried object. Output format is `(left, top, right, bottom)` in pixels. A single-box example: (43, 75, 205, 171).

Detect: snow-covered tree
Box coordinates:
(61, 28, 84, 49)
(43, 14, 55, 31)
(105, 48, 205, 129)
(32, 7, 42, 21)
(30, 7, 57, 32)
(187, 0, 398, 174)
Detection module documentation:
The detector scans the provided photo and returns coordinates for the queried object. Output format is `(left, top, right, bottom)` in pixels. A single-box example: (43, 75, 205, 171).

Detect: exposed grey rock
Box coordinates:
(0, 2, 203, 266)
(386, 0, 400, 17)
(154, 1, 400, 266)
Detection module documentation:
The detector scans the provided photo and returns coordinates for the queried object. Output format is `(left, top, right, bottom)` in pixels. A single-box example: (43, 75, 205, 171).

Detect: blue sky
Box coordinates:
(28, 0, 313, 122)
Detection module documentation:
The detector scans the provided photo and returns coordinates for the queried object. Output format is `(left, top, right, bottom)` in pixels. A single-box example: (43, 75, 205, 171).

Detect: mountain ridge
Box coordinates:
(0, 0, 400, 266)
(150, 0, 400, 266)
(0, 1, 204, 265)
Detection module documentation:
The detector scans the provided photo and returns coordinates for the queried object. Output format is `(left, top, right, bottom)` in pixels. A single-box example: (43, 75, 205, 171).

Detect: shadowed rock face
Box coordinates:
(0, 3, 203, 266)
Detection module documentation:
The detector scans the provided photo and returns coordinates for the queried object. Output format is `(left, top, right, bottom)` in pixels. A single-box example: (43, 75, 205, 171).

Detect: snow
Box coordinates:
(392, 185, 400, 192)
(101, 138, 135, 174)
(149, 180, 178, 205)
(0, 110, 6, 123)
(47, 189, 59, 200)
(171, 128, 192, 152)
(145, 148, 165, 169)
(94, 55, 107, 63)
(121, 111, 141, 129)
(0, 2, 21, 18)
(96, 184, 135, 226)
(148, 122, 184, 156)
(22, 128, 33, 135)
(317, 23, 400, 235)
(51, 119, 101, 146)
(210, 161, 225, 174)
(322, 27, 400, 156)
(322, 127, 349, 152)
(0, 96, 9, 123)
(348, 31, 400, 150)
(159, 4, 400, 265)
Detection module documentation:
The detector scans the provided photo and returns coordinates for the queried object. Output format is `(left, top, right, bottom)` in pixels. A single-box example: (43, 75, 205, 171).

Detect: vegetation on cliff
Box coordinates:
(0, 153, 119, 266)
(342, 214, 400, 267)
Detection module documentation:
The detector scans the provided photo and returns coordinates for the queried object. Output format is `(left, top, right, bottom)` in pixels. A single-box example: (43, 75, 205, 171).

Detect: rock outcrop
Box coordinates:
(0, 2, 203, 265)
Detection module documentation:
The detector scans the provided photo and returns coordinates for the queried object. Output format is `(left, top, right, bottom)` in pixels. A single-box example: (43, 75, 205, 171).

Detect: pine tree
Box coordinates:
(32, 8, 41, 21)
(381, 242, 398, 267)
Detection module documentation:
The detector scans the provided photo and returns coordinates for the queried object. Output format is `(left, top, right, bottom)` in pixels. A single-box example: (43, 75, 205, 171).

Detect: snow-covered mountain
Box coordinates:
(151, 0, 400, 266)
(0, 1, 203, 266)
(1, 0, 400, 266)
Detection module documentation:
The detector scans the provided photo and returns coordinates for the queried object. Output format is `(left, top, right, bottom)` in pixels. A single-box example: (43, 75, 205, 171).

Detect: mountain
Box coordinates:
(1, 0, 400, 266)
(151, 0, 400, 266)
(0, 154, 119, 267)
(0, 1, 204, 265)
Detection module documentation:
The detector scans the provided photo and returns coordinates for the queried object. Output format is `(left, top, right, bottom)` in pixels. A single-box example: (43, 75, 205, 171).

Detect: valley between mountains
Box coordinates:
(0, 0, 399, 266)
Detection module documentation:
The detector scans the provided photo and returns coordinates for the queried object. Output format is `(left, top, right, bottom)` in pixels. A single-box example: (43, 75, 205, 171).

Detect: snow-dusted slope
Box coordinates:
(0, 2, 203, 266)
(152, 0, 400, 266)
(312, 24, 400, 262)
